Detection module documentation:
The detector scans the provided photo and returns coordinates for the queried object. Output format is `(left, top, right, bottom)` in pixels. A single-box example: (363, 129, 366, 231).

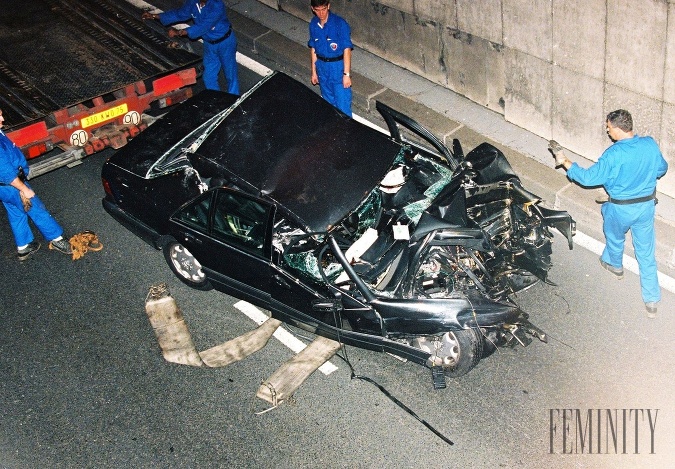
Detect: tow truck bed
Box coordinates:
(0, 0, 201, 176)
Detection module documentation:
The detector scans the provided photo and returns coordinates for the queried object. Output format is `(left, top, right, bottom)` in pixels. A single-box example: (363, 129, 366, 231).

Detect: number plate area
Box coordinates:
(81, 104, 128, 129)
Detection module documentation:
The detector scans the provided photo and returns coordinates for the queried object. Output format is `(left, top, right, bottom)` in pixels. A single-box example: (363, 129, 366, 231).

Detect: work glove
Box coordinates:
(168, 28, 187, 38)
(548, 140, 566, 167)
(20, 191, 32, 212)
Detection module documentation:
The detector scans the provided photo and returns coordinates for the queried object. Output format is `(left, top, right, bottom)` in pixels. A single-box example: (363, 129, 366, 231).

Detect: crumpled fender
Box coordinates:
(370, 294, 523, 336)
(328, 235, 524, 336)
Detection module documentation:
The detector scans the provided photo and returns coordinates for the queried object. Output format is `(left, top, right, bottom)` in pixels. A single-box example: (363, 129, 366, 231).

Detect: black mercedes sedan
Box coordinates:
(102, 72, 575, 380)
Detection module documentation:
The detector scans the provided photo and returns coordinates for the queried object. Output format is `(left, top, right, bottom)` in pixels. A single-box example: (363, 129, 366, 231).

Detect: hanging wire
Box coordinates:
(330, 308, 455, 447)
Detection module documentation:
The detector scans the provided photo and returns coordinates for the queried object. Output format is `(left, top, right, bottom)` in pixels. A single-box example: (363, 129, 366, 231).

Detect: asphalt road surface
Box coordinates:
(2, 63, 675, 469)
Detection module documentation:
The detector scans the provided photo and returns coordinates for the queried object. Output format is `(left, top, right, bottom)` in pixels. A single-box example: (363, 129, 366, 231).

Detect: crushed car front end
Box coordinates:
(301, 106, 575, 376)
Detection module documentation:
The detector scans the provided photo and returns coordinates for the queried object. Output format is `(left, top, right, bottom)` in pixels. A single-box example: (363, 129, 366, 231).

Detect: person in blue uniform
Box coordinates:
(143, 0, 239, 95)
(308, 0, 353, 116)
(0, 109, 72, 261)
(549, 110, 668, 318)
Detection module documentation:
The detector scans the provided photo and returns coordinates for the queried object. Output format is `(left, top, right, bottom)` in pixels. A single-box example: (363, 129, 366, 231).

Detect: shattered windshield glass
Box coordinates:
(401, 155, 454, 223)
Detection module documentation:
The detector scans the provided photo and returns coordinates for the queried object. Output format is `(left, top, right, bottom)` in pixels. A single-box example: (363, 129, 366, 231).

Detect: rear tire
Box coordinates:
(163, 242, 212, 291)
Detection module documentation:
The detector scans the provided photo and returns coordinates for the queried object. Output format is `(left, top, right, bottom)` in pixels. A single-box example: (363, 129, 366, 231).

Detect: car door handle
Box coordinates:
(183, 232, 202, 244)
(274, 274, 291, 290)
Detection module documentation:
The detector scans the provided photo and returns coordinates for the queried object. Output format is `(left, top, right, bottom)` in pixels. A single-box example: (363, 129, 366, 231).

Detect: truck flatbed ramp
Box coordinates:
(0, 0, 199, 129)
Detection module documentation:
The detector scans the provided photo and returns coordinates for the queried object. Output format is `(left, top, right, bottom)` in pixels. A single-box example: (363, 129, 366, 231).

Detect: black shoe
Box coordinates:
(645, 302, 657, 319)
(599, 258, 624, 279)
(17, 241, 41, 261)
(49, 237, 72, 255)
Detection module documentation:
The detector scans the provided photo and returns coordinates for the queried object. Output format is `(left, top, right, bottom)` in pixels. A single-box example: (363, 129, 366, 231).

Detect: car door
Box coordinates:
(268, 232, 385, 337)
(270, 240, 387, 345)
(269, 258, 330, 328)
(169, 188, 274, 306)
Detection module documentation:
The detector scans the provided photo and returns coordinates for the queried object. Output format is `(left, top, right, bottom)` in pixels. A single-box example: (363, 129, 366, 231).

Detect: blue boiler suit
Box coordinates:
(308, 12, 353, 116)
(0, 131, 64, 247)
(160, 0, 239, 95)
(567, 135, 668, 304)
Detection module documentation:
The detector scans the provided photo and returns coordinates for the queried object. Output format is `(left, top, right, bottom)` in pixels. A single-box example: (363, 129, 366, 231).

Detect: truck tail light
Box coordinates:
(7, 122, 49, 148)
(152, 69, 197, 96)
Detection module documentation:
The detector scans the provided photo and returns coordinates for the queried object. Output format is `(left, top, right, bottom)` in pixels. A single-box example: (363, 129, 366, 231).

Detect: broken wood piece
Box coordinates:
(199, 318, 282, 367)
(256, 335, 341, 405)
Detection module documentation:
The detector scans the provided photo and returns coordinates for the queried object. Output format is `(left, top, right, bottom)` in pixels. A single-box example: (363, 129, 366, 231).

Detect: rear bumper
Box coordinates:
(102, 198, 161, 248)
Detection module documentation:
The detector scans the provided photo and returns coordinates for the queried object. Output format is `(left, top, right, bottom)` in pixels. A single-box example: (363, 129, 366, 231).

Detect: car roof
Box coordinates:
(108, 72, 404, 232)
(194, 73, 404, 232)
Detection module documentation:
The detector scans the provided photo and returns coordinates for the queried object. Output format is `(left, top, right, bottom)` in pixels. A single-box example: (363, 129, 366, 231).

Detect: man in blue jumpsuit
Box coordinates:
(308, 0, 353, 116)
(0, 109, 72, 261)
(550, 110, 668, 318)
(143, 0, 239, 95)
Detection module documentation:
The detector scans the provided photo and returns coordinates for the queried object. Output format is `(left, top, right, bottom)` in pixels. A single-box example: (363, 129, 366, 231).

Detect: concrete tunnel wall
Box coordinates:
(264, 0, 675, 199)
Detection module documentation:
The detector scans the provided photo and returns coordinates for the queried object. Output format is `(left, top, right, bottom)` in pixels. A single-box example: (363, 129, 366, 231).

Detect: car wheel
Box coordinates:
(412, 329, 483, 378)
(162, 242, 212, 290)
(441, 329, 483, 378)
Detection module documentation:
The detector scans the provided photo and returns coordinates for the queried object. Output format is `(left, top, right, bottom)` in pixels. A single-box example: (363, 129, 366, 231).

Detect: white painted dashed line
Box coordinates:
(233, 301, 339, 375)
(236, 53, 273, 77)
(352, 113, 387, 133)
(570, 231, 675, 295)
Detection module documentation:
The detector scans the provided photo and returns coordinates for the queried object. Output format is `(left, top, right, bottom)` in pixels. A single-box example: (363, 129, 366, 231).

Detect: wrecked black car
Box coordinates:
(102, 72, 575, 379)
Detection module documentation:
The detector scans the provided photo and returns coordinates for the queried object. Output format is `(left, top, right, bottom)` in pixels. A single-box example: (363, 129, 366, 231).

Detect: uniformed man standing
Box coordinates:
(143, 0, 239, 95)
(0, 109, 72, 261)
(308, 0, 353, 116)
(550, 110, 668, 318)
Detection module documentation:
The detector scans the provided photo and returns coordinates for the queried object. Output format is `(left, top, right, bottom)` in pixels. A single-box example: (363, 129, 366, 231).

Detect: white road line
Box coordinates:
(236, 53, 273, 77)
(233, 301, 339, 375)
(570, 231, 675, 294)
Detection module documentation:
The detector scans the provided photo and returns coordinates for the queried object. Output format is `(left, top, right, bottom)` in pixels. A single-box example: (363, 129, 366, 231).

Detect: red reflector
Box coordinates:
(153, 74, 184, 96)
(7, 122, 49, 148)
(102, 178, 112, 197)
(26, 142, 49, 159)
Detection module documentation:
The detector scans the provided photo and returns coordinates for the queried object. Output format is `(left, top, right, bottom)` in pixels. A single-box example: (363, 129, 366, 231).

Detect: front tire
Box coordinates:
(412, 329, 483, 378)
(162, 242, 212, 290)
(442, 329, 483, 378)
